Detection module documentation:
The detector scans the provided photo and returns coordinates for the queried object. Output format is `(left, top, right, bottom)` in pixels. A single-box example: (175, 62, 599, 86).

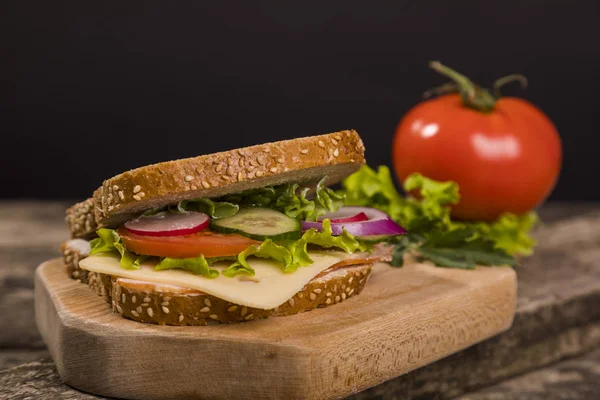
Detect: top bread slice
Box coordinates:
(65, 198, 98, 239)
(93, 130, 365, 229)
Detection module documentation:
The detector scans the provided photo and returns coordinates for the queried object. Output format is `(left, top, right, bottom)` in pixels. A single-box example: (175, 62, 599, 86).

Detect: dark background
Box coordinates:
(2, 1, 598, 200)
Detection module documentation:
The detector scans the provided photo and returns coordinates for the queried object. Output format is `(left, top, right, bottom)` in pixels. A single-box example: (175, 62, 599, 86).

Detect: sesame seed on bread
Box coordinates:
(93, 130, 365, 229)
(60, 239, 373, 326)
(61, 239, 91, 282)
(59, 129, 374, 325)
(65, 199, 98, 239)
(109, 264, 372, 325)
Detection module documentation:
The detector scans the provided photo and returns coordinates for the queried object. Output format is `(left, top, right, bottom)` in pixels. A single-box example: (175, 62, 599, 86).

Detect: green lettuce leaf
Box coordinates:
(89, 228, 121, 256)
(220, 177, 344, 221)
(276, 185, 317, 220)
(313, 178, 345, 220)
(389, 235, 412, 267)
(89, 219, 366, 278)
(142, 198, 239, 219)
(291, 219, 366, 271)
(389, 227, 517, 269)
(341, 164, 402, 212)
(404, 173, 460, 207)
(173, 198, 239, 219)
(301, 219, 367, 253)
(90, 229, 225, 277)
(285, 239, 314, 269)
(396, 173, 458, 234)
(219, 186, 278, 207)
(341, 166, 459, 235)
(89, 228, 147, 269)
(222, 219, 366, 276)
(144, 177, 344, 222)
(154, 255, 219, 278)
(418, 228, 517, 269)
(223, 240, 290, 277)
(339, 165, 539, 266)
(283, 219, 367, 273)
(456, 212, 539, 256)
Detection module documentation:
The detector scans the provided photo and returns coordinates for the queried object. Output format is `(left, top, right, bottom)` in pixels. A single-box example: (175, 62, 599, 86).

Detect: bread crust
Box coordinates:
(60, 239, 373, 325)
(94, 130, 365, 228)
(88, 271, 113, 304)
(65, 199, 97, 239)
(109, 264, 372, 325)
(61, 239, 91, 283)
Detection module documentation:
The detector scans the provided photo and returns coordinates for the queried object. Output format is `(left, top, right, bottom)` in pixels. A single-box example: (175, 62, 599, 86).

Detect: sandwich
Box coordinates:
(61, 130, 406, 325)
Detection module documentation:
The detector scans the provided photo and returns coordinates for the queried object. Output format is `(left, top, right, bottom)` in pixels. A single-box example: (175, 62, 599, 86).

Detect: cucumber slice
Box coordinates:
(210, 208, 301, 241)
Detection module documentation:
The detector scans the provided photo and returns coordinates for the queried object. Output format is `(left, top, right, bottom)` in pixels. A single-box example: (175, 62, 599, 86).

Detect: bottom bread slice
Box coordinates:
(61, 240, 373, 325)
(110, 264, 372, 325)
(61, 239, 91, 283)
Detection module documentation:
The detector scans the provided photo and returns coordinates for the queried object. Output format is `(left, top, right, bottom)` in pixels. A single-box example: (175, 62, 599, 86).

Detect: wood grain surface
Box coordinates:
(1, 201, 600, 399)
(35, 257, 515, 400)
(457, 349, 600, 400)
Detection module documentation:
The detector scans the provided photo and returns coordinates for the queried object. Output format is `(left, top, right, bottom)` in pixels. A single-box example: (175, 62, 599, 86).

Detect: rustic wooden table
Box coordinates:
(1, 201, 599, 400)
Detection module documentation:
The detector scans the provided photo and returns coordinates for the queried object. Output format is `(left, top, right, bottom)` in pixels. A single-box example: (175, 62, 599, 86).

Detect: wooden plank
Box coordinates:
(0, 350, 50, 370)
(350, 321, 600, 399)
(0, 359, 102, 400)
(0, 245, 59, 349)
(4, 348, 598, 400)
(0, 201, 69, 248)
(0, 201, 70, 350)
(536, 201, 600, 222)
(35, 258, 516, 400)
(457, 348, 600, 400)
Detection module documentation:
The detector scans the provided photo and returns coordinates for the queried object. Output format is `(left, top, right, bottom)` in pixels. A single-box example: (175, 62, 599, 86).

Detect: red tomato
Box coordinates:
(117, 228, 259, 258)
(393, 66, 562, 221)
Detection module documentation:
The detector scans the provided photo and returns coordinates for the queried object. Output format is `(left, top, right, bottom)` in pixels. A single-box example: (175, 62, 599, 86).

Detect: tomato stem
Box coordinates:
(493, 74, 528, 98)
(423, 82, 459, 99)
(428, 61, 497, 113)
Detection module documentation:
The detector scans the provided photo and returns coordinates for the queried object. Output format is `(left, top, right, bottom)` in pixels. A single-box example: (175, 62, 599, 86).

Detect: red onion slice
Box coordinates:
(320, 206, 391, 221)
(328, 212, 369, 223)
(303, 206, 407, 237)
(124, 211, 210, 237)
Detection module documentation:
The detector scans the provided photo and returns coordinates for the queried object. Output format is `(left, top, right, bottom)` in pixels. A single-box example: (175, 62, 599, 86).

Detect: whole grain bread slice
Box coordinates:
(65, 199, 98, 239)
(107, 263, 372, 325)
(61, 239, 91, 282)
(60, 239, 373, 325)
(94, 130, 365, 229)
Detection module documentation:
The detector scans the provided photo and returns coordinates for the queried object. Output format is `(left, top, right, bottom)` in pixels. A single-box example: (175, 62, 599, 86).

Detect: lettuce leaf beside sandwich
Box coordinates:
(339, 165, 538, 268)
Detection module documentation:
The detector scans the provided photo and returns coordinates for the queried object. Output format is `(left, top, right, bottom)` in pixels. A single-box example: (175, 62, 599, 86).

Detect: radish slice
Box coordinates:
(328, 212, 369, 223)
(124, 211, 210, 237)
(303, 207, 407, 237)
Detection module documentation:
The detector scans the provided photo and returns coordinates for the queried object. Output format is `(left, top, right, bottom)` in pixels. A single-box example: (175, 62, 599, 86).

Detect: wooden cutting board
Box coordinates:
(34, 258, 516, 400)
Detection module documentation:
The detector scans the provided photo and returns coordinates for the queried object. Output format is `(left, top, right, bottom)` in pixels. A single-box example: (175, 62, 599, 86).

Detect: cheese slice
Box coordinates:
(79, 251, 355, 310)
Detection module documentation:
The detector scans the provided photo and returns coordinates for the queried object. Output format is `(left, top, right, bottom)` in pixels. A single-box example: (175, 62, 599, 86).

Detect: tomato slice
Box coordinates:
(117, 227, 260, 258)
